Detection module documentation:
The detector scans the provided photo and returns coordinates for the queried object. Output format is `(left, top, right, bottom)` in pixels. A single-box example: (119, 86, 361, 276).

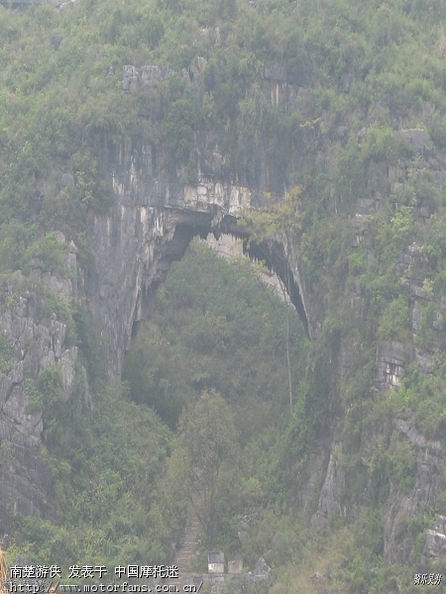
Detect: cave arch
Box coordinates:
(88, 192, 312, 377)
(0, 177, 314, 534)
(147, 208, 310, 335)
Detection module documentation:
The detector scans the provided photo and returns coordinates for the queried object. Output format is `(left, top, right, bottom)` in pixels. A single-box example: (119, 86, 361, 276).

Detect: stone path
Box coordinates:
(174, 511, 202, 586)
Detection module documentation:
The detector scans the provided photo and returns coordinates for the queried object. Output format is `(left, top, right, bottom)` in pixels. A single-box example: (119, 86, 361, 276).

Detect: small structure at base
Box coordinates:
(208, 551, 225, 574)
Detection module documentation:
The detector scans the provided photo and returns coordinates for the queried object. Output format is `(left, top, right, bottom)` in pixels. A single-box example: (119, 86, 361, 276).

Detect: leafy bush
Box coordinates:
(378, 296, 411, 341)
(22, 233, 67, 276)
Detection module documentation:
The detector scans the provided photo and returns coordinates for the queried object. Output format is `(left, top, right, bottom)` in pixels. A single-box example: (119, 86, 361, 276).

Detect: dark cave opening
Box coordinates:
(130, 210, 310, 345)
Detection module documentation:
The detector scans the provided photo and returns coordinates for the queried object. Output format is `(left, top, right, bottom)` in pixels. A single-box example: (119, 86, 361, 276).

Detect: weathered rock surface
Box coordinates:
(0, 59, 445, 574)
(0, 152, 312, 537)
(0, 271, 78, 532)
(424, 516, 446, 561)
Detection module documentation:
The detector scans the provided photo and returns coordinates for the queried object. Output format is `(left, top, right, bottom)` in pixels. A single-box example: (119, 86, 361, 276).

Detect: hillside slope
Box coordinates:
(2, 1, 446, 592)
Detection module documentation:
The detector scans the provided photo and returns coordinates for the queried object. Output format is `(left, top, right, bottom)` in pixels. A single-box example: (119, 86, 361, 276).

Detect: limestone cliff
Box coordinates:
(1, 33, 446, 574)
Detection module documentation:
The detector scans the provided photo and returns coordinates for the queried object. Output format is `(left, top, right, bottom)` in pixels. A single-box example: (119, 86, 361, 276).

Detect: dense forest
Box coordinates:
(2, 0, 446, 593)
(9, 244, 306, 571)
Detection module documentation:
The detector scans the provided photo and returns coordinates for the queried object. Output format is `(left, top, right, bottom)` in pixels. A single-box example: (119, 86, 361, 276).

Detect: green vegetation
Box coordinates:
(124, 242, 308, 555)
(11, 244, 308, 571)
(13, 380, 172, 567)
(173, 390, 239, 545)
(3, 0, 446, 592)
(124, 243, 306, 428)
(1, 0, 446, 260)
(8, 237, 440, 593)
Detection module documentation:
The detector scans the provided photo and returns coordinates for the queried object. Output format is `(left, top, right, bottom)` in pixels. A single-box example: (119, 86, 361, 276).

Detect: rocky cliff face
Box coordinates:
(1, 59, 445, 572)
(0, 236, 79, 535)
(0, 141, 311, 539)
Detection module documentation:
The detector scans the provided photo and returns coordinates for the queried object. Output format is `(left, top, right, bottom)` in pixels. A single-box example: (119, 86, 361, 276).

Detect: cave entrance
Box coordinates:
(122, 230, 309, 567)
(124, 228, 309, 429)
(129, 208, 310, 352)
